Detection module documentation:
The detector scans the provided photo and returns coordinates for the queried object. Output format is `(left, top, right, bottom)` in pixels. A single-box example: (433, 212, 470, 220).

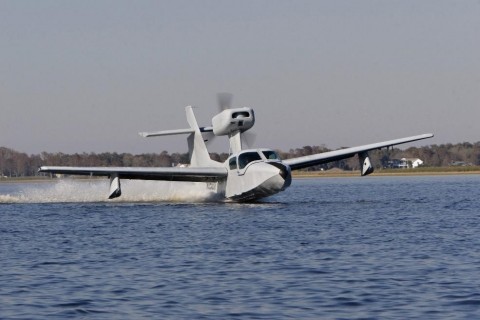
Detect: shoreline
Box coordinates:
(1, 167, 480, 183)
(293, 168, 480, 178)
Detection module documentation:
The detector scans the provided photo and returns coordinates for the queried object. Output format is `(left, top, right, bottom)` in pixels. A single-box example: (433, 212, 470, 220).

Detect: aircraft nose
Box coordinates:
(268, 162, 291, 181)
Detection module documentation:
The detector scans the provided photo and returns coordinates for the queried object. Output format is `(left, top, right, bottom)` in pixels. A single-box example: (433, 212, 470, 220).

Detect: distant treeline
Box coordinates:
(1, 142, 480, 177)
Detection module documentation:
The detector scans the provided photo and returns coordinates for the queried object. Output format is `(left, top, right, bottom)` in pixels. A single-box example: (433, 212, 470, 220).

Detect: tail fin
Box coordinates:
(185, 106, 222, 167)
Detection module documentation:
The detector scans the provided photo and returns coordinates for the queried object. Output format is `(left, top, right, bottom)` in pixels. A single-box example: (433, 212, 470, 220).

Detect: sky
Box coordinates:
(1, 0, 479, 155)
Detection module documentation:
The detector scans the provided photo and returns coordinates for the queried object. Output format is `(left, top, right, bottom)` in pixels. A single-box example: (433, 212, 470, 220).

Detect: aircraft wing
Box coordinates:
(283, 133, 434, 171)
(38, 166, 228, 182)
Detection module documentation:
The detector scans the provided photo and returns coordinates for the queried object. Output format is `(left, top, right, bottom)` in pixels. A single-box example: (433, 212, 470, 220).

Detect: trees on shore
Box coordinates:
(1, 142, 480, 177)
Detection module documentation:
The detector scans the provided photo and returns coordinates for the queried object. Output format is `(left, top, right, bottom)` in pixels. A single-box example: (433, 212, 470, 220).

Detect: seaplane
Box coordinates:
(39, 94, 433, 201)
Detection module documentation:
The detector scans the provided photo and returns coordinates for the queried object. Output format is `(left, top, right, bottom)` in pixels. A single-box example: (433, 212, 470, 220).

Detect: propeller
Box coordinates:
(212, 92, 257, 149)
(217, 92, 234, 112)
(206, 130, 256, 149)
(241, 131, 257, 149)
(203, 93, 232, 146)
(202, 131, 216, 144)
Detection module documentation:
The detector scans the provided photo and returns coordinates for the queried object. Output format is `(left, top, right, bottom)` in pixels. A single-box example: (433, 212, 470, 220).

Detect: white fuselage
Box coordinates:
(222, 149, 292, 201)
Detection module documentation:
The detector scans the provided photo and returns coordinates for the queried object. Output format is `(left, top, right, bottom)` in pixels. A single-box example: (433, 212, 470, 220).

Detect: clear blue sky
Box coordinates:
(1, 0, 479, 154)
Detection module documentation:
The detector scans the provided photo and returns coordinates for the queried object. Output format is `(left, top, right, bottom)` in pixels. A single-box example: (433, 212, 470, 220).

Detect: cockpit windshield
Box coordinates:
(238, 152, 262, 169)
(262, 150, 280, 160)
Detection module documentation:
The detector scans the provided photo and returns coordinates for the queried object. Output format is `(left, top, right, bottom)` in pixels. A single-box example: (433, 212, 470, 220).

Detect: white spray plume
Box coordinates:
(0, 180, 222, 203)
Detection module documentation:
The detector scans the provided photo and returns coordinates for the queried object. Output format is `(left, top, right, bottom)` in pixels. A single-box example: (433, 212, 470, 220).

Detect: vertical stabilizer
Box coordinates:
(185, 106, 222, 167)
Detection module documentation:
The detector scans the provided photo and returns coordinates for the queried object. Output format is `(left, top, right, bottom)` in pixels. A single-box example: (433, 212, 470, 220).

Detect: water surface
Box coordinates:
(1, 176, 480, 319)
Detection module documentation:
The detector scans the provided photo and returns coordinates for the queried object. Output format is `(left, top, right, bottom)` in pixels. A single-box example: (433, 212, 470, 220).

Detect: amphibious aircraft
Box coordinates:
(39, 95, 433, 201)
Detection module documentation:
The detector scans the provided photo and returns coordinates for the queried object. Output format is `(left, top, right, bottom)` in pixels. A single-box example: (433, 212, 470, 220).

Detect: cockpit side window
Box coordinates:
(262, 150, 280, 160)
(229, 157, 237, 170)
(238, 152, 262, 169)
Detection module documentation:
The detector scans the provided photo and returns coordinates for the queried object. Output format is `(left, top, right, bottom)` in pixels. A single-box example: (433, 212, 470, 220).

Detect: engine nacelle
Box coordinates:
(212, 107, 255, 136)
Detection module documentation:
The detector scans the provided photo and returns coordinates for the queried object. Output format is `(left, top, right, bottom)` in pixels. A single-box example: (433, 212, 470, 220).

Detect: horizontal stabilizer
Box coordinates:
(139, 128, 194, 138)
(139, 127, 213, 138)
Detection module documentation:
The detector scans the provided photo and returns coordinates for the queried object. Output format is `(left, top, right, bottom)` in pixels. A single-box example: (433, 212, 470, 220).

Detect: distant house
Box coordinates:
(384, 159, 404, 169)
(450, 161, 472, 167)
(385, 158, 424, 169)
(401, 158, 424, 168)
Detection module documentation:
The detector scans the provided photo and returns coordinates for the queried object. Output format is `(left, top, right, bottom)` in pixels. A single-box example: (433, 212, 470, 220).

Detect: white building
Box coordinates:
(401, 158, 424, 168)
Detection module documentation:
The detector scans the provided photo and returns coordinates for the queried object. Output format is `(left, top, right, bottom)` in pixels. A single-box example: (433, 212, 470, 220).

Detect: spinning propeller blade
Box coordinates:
(202, 131, 216, 144)
(217, 92, 233, 111)
(241, 131, 257, 149)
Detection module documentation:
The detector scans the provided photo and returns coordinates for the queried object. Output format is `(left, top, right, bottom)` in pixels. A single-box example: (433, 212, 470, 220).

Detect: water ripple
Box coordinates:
(1, 175, 480, 319)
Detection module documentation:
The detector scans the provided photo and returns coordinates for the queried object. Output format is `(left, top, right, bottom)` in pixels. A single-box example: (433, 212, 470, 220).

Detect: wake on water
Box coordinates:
(0, 179, 223, 203)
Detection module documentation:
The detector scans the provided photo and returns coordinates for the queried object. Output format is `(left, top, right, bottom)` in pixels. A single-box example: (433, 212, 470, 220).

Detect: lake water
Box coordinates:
(1, 175, 480, 319)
